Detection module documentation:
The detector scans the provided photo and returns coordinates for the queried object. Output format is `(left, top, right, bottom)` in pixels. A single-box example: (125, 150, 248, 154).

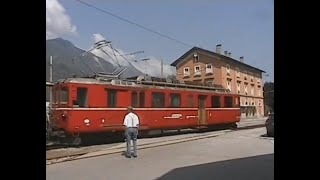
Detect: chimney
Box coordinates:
(240, 56, 244, 62)
(228, 52, 231, 57)
(224, 51, 228, 56)
(216, 44, 222, 54)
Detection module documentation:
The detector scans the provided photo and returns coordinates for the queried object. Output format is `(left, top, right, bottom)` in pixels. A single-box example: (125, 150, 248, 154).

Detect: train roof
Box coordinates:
(55, 76, 237, 95)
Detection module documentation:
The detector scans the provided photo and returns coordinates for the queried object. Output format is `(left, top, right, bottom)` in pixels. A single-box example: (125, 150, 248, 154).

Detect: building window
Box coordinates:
(193, 53, 199, 62)
(244, 71, 247, 80)
(256, 77, 260, 84)
(251, 85, 254, 95)
(205, 64, 213, 74)
(250, 75, 254, 82)
(170, 93, 181, 107)
(226, 64, 231, 75)
(251, 101, 255, 106)
(258, 87, 261, 96)
(227, 79, 232, 92)
(258, 100, 262, 106)
(236, 68, 240, 78)
(206, 80, 213, 86)
(183, 67, 190, 77)
(194, 65, 201, 76)
(244, 84, 248, 95)
(237, 82, 241, 94)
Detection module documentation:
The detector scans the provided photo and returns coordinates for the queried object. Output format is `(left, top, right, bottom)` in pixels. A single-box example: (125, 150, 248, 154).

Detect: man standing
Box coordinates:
(123, 106, 140, 158)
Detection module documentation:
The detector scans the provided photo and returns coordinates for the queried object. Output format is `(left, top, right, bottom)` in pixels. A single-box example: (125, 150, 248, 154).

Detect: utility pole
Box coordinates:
(50, 56, 53, 83)
(49, 56, 53, 108)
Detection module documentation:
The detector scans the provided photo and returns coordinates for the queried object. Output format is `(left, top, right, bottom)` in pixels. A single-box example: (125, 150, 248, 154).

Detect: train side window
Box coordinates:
(107, 90, 117, 108)
(131, 91, 138, 107)
(170, 93, 181, 107)
(60, 87, 68, 104)
(139, 92, 145, 107)
(211, 96, 221, 108)
(188, 95, 194, 107)
(74, 87, 88, 107)
(224, 96, 233, 108)
(152, 92, 165, 108)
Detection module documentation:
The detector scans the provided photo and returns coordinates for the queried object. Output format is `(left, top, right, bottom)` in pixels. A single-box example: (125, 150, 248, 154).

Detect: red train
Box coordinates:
(47, 75, 241, 145)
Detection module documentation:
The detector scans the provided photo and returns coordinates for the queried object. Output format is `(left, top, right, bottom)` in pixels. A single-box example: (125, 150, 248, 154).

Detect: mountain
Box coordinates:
(46, 38, 145, 101)
(46, 38, 116, 81)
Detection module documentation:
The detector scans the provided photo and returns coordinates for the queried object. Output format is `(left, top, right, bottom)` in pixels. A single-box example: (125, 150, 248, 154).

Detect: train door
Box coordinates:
(198, 95, 207, 125)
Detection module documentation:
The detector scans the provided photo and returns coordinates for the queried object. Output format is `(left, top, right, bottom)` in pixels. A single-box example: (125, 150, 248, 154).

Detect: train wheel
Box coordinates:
(230, 123, 238, 129)
(46, 121, 49, 141)
(63, 134, 82, 146)
(46, 121, 52, 142)
(70, 137, 82, 146)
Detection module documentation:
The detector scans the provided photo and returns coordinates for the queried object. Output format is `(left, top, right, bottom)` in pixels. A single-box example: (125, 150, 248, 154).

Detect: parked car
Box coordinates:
(265, 113, 274, 137)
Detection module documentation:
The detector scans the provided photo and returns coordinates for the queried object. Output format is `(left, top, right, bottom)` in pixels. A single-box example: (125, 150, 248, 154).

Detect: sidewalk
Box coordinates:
(238, 117, 267, 128)
(47, 127, 273, 180)
(69, 119, 267, 162)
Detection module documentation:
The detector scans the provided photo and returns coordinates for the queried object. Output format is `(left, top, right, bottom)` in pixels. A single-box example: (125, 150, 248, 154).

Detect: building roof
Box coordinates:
(170, 46, 266, 73)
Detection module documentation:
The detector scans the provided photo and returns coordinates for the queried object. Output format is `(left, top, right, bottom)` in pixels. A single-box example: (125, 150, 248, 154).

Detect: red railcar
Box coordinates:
(48, 76, 240, 144)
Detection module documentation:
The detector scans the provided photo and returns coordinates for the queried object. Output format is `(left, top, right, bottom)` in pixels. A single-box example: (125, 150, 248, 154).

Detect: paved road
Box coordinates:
(46, 127, 274, 180)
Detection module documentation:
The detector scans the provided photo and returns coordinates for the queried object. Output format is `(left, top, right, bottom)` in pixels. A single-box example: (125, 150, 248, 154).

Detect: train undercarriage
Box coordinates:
(46, 119, 238, 147)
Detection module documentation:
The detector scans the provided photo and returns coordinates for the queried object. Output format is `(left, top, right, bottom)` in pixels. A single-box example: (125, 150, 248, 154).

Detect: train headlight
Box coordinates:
(62, 111, 68, 121)
(84, 119, 90, 124)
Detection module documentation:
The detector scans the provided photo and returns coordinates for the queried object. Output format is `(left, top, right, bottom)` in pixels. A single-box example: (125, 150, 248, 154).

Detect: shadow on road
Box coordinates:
(261, 133, 274, 138)
(155, 153, 274, 180)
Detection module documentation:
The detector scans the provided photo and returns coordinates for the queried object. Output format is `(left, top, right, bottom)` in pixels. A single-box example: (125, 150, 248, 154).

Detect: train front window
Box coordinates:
(60, 87, 68, 105)
(73, 87, 88, 107)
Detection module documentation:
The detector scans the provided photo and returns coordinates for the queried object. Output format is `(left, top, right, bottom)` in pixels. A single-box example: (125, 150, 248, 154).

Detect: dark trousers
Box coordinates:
(125, 127, 138, 156)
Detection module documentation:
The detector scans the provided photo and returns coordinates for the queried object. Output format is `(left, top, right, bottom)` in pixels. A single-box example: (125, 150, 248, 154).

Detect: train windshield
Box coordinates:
(60, 87, 68, 105)
(53, 86, 69, 105)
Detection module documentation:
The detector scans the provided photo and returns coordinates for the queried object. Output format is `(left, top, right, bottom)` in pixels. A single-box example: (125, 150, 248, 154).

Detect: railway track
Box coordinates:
(46, 123, 265, 165)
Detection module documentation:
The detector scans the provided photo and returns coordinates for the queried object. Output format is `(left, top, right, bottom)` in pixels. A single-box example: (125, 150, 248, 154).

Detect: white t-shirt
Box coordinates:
(123, 112, 140, 128)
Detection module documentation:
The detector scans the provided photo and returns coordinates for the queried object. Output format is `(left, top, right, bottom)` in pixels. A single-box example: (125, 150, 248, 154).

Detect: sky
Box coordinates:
(46, 0, 274, 82)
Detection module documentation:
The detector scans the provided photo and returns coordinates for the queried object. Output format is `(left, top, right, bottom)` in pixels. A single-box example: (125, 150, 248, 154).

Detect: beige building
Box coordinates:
(171, 45, 265, 118)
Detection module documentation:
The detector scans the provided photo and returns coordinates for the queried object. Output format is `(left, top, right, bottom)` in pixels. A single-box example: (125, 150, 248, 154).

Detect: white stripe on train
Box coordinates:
(52, 107, 240, 111)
